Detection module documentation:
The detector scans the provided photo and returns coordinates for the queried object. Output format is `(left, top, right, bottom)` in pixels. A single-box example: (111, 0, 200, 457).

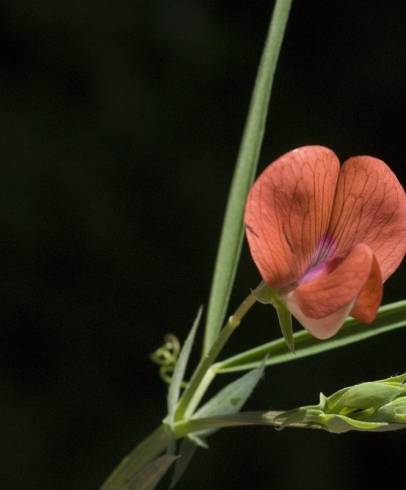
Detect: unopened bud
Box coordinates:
(325, 380, 406, 414)
(375, 396, 406, 424)
(276, 373, 406, 433)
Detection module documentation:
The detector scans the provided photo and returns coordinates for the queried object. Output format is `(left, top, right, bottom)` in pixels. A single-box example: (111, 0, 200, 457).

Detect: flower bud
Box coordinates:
(276, 373, 406, 433)
(325, 380, 406, 414)
(375, 396, 406, 424)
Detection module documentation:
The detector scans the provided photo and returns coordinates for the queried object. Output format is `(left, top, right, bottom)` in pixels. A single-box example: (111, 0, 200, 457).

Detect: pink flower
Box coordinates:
(245, 146, 406, 339)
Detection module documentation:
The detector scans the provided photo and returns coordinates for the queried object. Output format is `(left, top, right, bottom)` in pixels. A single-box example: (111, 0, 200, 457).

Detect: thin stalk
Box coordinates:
(176, 283, 264, 421)
(174, 411, 318, 438)
(183, 366, 216, 420)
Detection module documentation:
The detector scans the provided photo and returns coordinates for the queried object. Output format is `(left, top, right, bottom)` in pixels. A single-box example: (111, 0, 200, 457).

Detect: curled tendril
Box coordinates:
(150, 334, 187, 387)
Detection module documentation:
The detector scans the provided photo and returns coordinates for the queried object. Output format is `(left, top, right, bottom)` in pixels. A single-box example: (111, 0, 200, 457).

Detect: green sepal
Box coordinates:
(253, 285, 294, 352)
(253, 283, 276, 305)
(274, 299, 294, 353)
(275, 405, 391, 433)
(375, 396, 406, 423)
(275, 406, 324, 430)
(320, 414, 388, 433)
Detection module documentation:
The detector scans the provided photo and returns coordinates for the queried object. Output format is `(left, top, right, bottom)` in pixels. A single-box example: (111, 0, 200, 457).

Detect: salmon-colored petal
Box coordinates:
(284, 244, 375, 338)
(244, 146, 340, 289)
(284, 299, 354, 340)
(326, 156, 406, 281)
(350, 252, 382, 323)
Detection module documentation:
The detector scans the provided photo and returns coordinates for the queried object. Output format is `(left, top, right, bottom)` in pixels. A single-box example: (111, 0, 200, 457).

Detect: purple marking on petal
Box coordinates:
(313, 234, 335, 265)
(299, 262, 328, 285)
(299, 235, 337, 285)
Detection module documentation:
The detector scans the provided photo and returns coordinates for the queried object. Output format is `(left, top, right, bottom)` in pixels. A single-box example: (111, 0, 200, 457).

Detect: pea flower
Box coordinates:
(245, 146, 406, 339)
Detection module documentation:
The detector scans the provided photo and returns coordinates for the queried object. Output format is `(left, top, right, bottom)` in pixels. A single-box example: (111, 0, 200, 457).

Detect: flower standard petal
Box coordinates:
(326, 156, 406, 281)
(244, 146, 340, 289)
(284, 244, 376, 339)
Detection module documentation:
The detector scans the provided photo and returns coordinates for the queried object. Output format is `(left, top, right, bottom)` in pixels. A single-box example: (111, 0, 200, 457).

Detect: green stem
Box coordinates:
(203, 0, 294, 355)
(100, 425, 171, 490)
(174, 410, 316, 438)
(182, 366, 216, 420)
(175, 284, 264, 421)
(100, 407, 314, 489)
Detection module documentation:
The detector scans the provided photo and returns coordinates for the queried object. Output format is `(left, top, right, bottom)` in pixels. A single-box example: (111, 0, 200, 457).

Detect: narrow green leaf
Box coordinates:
(169, 438, 198, 490)
(203, 0, 293, 355)
(124, 454, 178, 490)
(100, 426, 172, 490)
(167, 307, 203, 425)
(187, 434, 208, 449)
(190, 362, 265, 437)
(214, 300, 406, 373)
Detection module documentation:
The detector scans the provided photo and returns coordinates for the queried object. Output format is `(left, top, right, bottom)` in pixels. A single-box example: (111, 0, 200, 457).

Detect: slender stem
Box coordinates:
(100, 425, 171, 490)
(183, 366, 216, 419)
(100, 406, 317, 489)
(175, 283, 264, 421)
(174, 411, 317, 438)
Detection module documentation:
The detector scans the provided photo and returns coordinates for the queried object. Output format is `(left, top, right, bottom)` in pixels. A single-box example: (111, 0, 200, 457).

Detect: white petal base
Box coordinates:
(284, 292, 355, 340)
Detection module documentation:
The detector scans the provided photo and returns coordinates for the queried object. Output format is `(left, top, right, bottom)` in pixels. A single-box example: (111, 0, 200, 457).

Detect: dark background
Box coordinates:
(1, 1, 406, 489)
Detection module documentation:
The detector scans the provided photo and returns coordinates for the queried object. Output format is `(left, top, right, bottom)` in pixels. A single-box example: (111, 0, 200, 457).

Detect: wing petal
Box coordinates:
(350, 251, 382, 323)
(284, 244, 375, 339)
(326, 156, 406, 281)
